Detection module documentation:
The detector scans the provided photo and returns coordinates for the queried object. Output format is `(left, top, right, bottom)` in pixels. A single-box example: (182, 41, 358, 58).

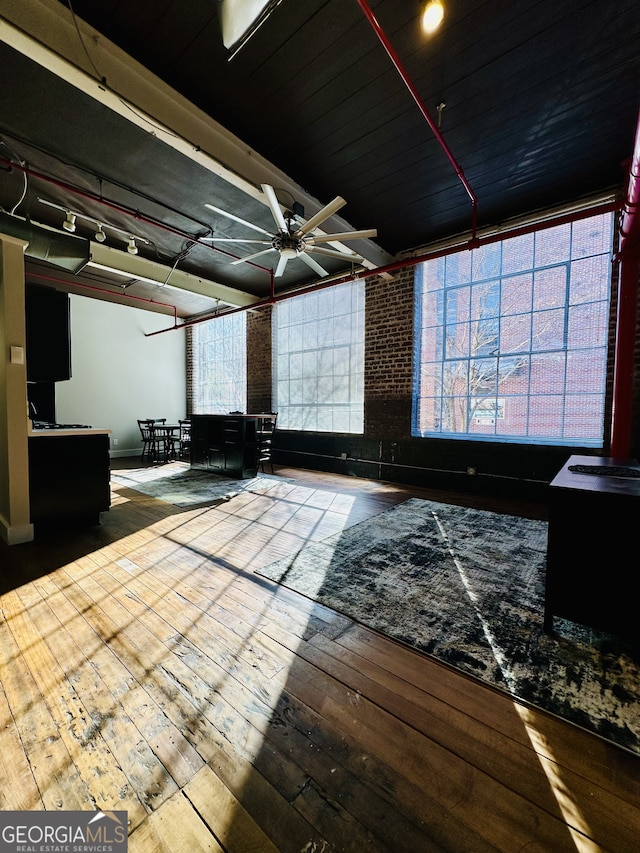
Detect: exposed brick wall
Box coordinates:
(186, 220, 640, 494)
(364, 268, 415, 439)
(247, 306, 272, 413)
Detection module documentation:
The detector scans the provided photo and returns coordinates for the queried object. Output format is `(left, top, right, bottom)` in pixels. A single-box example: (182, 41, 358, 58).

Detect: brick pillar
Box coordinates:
(364, 267, 415, 439)
(247, 306, 273, 412)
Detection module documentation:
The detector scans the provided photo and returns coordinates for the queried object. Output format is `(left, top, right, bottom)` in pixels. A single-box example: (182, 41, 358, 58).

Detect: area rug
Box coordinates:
(111, 464, 289, 507)
(258, 498, 640, 755)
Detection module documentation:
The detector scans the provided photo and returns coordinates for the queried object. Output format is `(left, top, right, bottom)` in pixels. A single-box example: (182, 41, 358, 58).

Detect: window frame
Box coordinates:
(191, 311, 247, 414)
(272, 280, 365, 433)
(411, 210, 614, 447)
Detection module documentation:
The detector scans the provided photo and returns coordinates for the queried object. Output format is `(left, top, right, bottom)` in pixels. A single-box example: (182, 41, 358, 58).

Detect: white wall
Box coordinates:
(55, 295, 187, 457)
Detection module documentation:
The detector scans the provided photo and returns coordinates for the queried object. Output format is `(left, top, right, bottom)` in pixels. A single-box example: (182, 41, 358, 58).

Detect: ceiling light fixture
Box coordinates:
(422, 0, 445, 34)
(85, 261, 164, 287)
(36, 198, 150, 252)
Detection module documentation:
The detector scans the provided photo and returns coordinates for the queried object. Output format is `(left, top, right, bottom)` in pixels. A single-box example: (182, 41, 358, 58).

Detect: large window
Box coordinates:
(412, 211, 614, 445)
(191, 312, 246, 412)
(273, 281, 365, 432)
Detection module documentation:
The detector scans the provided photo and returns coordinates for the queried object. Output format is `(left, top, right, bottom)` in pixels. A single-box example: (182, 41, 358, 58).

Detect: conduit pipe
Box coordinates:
(0, 155, 273, 274)
(146, 197, 621, 336)
(356, 0, 479, 239)
(610, 107, 640, 459)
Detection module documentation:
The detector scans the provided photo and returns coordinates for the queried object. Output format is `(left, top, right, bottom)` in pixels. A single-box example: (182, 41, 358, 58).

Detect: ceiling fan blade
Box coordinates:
(274, 255, 289, 277)
(306, 228, 377, 244)
(299, 252, 329, 277)
(305, 245, 365, 263)
(204, 203, 272, 236)
(261, 184, 289, 233)
(295, 196, 347, 237)
(230, 248, 275, 265)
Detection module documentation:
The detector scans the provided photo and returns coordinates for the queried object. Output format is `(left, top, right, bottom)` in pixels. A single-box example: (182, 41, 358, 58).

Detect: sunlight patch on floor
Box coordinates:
(433, 509, 595, 849)
(517, 705, 596, 850)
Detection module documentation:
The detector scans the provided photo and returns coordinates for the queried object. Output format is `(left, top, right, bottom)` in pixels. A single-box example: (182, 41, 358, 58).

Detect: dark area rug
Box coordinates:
(111, 464, 289, 506)
(258, 498, 640, 755)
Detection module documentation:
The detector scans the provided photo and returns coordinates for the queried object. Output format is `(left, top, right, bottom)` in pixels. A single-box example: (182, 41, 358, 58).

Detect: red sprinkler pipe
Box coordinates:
(28, 271, 179, 324)
(610, 107, 640, 459)
(356, 0, 479, 240)
(146, 197, 621, 336)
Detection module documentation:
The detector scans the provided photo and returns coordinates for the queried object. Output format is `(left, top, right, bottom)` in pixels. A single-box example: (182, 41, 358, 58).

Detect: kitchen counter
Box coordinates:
(28, 427, 112, 437)
(28, 420, 111, 438)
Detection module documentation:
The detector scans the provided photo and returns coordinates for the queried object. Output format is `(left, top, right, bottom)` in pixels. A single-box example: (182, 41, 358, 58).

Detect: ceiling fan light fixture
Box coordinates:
(62, 212, 76, 232)
(280, 246, 298, 259)
(422, 0, 445, 34)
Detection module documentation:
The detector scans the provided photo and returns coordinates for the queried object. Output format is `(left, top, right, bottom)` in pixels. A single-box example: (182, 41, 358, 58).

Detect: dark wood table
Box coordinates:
(544, 454, 640, 645)
(151, 424, 180, 462)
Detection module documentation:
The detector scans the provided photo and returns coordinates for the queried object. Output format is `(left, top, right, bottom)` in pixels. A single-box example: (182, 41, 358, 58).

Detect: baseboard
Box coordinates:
(0, 514, 35, 545)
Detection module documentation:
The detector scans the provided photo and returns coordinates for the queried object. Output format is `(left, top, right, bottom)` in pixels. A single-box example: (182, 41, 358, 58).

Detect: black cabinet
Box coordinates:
(25, 284, 72, 382)
(544, 455, 640, 645)
(28, 434, 111, 530)
(191, 415, 258, 478)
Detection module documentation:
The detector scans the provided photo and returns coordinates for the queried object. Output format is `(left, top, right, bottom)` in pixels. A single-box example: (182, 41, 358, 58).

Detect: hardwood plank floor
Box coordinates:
(0, 460, 638, 851)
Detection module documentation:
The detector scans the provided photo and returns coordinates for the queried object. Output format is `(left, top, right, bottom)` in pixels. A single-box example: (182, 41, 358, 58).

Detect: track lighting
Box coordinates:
(36, 198, 150, 255)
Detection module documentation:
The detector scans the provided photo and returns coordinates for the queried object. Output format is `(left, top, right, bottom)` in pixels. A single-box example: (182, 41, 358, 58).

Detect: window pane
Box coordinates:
(502, 233, 534, 274)
(273, 281, 364, 433)
(192, 313, 246, 413)
(413, 210, 613, 446)
(535, 223, 570, 267)
(501, 273, 533, 315)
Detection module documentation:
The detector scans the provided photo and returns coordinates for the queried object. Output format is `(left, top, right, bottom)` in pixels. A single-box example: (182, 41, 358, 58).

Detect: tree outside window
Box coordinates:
(412, 212, 613, 445)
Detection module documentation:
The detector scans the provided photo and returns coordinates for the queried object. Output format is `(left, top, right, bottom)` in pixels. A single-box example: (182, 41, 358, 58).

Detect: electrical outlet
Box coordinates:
(467, 466, 476, 475)
(112, 438, 118, 447)
(340, 452, 348, 460)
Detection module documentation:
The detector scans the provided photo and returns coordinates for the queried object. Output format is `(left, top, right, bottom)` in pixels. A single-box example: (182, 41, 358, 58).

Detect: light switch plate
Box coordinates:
(10, 345, 24, 365)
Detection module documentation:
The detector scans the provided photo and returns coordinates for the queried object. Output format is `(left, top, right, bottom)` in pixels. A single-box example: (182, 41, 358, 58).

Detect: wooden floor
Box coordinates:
(1, 461, 638, 852)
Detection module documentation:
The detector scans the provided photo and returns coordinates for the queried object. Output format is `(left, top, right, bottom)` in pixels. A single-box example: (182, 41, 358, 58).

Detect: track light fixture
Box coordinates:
(36, 198, 150, 255)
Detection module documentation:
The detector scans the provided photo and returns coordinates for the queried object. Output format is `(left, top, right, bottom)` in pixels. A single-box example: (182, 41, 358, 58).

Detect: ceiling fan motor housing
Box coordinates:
(272, 232, 304, 258)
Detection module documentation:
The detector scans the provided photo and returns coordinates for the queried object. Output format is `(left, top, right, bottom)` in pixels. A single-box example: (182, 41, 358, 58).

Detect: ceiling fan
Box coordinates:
(203, 184, 377, 278)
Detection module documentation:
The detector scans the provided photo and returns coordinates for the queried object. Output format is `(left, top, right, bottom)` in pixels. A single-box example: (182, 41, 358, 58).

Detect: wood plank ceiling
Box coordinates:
(0, 0, 638, 317)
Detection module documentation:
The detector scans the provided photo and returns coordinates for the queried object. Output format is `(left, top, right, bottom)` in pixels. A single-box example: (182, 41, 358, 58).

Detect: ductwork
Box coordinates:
(0, 211, 89, 273)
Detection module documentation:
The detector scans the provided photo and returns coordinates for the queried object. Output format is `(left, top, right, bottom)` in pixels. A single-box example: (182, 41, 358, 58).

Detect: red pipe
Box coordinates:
(146, 197, 621, 336)
(0, 156, 273, 274)
(28, 271, 179, 325)
(610, 107, 640, 459)
(356, 0, 479, 239)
